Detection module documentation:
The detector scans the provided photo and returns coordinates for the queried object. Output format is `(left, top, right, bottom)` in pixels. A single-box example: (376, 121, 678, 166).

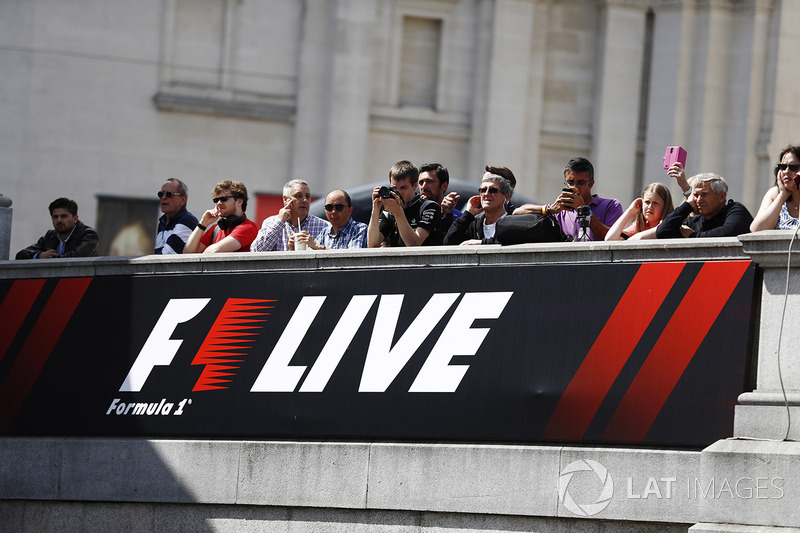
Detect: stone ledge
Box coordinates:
(0, 500, 692, 533)
(690, 524, 800, 533)
(739, 231, 800, 268)
(0, 437, 704, 524)
(0, 237, 752, 280)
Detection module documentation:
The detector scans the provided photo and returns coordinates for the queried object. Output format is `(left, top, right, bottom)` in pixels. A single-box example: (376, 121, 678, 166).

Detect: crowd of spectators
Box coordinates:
(15, 146, 800, 260)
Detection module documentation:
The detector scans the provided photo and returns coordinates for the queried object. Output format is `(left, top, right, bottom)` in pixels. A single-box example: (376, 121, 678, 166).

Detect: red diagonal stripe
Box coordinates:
(0, 279, 47, 364)
(540, 262, 685, 441)
(601, 261, 751, 442)
(0, 277, 92, 431)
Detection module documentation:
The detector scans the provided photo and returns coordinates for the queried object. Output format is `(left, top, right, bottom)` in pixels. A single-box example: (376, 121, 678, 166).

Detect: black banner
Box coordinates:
(0, 261, 756, 446)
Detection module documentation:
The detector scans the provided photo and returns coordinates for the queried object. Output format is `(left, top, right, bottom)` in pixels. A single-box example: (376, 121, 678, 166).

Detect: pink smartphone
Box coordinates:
(663, 146, 687, 170)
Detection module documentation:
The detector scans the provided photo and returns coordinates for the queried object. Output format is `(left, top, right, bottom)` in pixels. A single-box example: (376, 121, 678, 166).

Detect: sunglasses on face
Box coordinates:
(777, 164, 800, 172)
(324, 203, 348, 212)
(479, 186, 501, 195)
(212, 196, 235, 204)
(157, 190, 184, 199)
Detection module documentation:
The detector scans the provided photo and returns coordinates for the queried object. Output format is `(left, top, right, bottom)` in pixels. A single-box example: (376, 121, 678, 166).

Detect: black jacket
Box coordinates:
(444, 211, 490, 244)
(656, 200, 753, 239)
(16, 220, 99, 259)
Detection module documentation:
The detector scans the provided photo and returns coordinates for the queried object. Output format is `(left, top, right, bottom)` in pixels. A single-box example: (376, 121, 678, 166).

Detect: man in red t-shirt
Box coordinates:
(184, 180, 258, 253)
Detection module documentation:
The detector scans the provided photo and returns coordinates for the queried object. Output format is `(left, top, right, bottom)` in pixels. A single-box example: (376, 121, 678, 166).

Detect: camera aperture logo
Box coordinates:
(559, 459, 614, 516)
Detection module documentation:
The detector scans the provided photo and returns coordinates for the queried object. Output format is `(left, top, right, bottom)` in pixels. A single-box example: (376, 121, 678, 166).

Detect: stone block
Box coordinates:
(734, 399, 800, 441)
(365, 443, 560, 516)
(0, 500, 25, 532)
(690, 523, 800, 533)
(556, 447, 701, 524)
(236, 441, 370, 508)
(698, 439, 800, 528)
(154, 502, 289, 533)
(59, 439, 241, 503)
(14, 501, 155, 533)
(421, 511, 690, 533)
(0, 437, 62, 499)
(0, 204, 12, 261)
(286, 508, 419, 533)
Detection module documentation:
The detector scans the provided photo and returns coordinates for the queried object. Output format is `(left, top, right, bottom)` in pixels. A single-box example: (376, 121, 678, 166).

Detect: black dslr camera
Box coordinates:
(378, 186, 398, 199)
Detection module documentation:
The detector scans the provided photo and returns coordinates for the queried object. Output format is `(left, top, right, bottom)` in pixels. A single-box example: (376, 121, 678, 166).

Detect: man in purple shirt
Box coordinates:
(514, 157, 622, 241)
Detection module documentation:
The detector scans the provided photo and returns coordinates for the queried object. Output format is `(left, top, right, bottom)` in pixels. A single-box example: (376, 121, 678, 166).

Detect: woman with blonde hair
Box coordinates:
(605, 183, 674, 241)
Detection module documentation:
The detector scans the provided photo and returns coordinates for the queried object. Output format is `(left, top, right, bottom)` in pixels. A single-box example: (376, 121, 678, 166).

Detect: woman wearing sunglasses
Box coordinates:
(443, 174, 511, 245)
(751, 145, 800, 231)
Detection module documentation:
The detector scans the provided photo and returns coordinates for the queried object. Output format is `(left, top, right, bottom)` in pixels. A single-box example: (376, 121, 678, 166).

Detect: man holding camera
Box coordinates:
(514, 157, 622, 241)
(368, 160, 442, 247)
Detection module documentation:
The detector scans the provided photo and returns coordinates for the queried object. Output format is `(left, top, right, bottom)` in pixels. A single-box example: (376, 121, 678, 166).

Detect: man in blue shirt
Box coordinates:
(299, 190, 367, 250)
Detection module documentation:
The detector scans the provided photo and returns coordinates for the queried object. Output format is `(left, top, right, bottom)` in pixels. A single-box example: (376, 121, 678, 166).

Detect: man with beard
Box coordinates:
(418, 163, 461, 238)
(16, 197, 98, 259)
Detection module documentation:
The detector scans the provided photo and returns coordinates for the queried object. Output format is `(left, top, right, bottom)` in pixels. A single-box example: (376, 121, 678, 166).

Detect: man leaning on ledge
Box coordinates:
(16, 197, 99, 259)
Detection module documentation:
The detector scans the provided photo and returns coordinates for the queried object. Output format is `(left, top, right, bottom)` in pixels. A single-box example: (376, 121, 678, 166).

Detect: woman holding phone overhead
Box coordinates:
(750, 145, 800, 231)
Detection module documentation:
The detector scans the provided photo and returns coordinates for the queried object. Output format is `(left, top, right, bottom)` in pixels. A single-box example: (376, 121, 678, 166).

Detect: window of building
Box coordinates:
(398, 16, 442, 109)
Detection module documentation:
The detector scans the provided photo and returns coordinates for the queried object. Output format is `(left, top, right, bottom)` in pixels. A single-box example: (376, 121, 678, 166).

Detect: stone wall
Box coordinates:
(1, 236, 800, 532)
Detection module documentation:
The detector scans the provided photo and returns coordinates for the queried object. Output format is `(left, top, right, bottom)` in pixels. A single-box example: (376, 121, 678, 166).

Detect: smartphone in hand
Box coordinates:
(663, 146, 687, 170)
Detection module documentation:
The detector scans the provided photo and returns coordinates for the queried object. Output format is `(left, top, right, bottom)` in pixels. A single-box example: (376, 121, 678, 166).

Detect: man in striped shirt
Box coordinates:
(154, 178, 197, 254)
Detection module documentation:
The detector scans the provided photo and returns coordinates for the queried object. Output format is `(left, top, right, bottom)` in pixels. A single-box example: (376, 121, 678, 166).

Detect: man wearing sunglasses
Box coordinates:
(368, 160, 442, 247)
(656, 173, 752, 238)
(295, 190, 367, 250)
(184, 180, 258, 253)
(252, 179, 327, 252)
(154, 178, 198, 254)
(444, 175, 511, 245)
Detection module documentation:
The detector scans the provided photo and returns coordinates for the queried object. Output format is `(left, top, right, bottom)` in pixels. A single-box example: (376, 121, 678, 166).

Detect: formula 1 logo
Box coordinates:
(120, 292, 513, 394)
(559, 459, 614, 516)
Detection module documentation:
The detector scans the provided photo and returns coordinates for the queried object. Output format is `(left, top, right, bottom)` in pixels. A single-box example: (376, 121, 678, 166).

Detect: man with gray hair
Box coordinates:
(155, 178, 198, 254)
(656, 173, 753, 238)
(444, 174, 512, 245)
(251, 179, 327, 251)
